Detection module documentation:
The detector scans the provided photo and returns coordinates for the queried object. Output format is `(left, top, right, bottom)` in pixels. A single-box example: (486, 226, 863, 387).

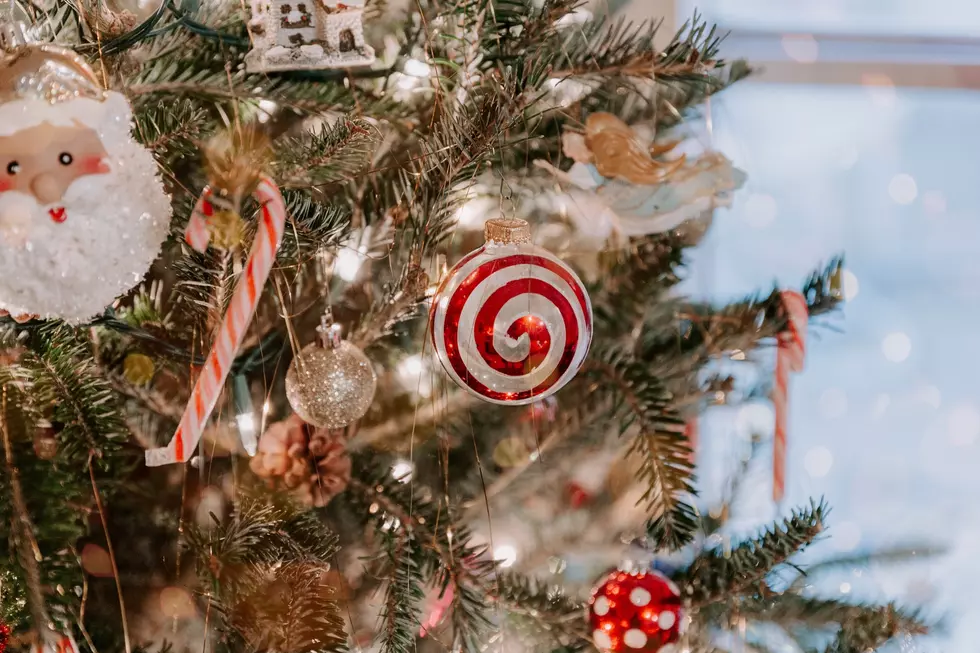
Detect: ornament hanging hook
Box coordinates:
(316, 310, 342, 349)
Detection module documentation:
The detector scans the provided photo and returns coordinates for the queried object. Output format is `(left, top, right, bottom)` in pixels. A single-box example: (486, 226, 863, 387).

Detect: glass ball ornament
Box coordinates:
(0, 26, 171, 323)
(588, 570, 683, 653)
(430, 218, 592, 405)
(285, 321, 377, 429)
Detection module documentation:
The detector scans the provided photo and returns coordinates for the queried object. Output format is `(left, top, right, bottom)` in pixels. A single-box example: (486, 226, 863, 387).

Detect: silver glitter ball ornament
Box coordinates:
(285, 325, 377, 429)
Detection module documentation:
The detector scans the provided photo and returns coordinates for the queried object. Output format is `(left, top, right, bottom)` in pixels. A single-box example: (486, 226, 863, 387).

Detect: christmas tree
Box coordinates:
(0, 1, 927, 652)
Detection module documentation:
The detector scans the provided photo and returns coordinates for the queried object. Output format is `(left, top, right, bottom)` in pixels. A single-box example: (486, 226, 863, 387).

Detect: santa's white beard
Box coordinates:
(0, 137, 171, 323)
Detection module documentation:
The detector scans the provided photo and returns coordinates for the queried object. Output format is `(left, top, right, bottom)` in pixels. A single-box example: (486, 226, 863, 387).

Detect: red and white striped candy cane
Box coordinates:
(145, 176, 286, 466)
(772, 290, 808, 502)
(33, 633, 78, 653)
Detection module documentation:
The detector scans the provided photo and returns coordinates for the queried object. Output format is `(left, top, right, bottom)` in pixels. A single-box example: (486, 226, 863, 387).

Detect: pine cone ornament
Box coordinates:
(249, 414, 350, 508)
(249, 414, 309, 479)
(306, 433, 351, 508)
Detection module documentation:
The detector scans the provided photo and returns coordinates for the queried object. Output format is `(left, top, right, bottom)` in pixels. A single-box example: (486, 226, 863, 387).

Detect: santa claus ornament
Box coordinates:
(430, 218, 592, 405)
(0, 23, 171, 323)
(588, 570, 683, 653)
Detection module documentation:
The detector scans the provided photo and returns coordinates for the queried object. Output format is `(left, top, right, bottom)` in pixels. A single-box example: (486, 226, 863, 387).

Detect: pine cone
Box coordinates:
(250, 415, 310, 479)
(251, 415, 349, 508)
(309, 434, 351, 507)
(308, 428, 344, 458)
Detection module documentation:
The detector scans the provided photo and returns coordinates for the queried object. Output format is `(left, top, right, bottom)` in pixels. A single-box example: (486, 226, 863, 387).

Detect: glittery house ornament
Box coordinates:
(246, 0, 375, 72)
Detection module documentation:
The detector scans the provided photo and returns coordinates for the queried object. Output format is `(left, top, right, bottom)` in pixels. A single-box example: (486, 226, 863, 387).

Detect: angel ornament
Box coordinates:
(536, 113, 746, 247)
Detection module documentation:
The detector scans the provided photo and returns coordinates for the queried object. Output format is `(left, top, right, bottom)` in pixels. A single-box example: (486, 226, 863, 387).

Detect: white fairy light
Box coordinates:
(257, 99, 278, 123)
(398, 354, 432, 397)
(889, 174, 918, 205)
(391, 459, 415, 483)
(804, 446, 834, 478)
(334, 247, 366, 282)
(948, 404, 980, 446)
(554, 8, 592, 27)
(404, 58, 432, 77)
(399, 354, 425, 378)
(882, 332, 912, 362)
(781, 34, 819, 63)
(494, 544, 518, 568)
(236, 413, 258, 455)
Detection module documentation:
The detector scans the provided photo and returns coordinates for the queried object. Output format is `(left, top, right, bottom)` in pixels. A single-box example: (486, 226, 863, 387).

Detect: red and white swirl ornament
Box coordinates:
(772, 290, 808, 503)
(431, 218, 592, 405)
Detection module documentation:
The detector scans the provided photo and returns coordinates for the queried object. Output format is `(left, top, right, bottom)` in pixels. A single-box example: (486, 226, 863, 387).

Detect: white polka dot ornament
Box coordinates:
(430, 218, 592, 405)
(588, 570, 683, 653)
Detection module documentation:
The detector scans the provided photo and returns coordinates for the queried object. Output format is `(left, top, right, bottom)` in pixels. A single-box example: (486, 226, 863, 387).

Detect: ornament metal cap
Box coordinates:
(484, 218, 531, 245)
(316, 312, 343, 349)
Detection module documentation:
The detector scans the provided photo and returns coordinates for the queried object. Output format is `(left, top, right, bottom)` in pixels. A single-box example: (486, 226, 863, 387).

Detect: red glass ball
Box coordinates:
(588, 570, 683, 653)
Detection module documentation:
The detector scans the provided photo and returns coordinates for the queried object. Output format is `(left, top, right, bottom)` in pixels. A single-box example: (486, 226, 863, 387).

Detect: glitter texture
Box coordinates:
(245, 0, 375, 72)
(286, 340, 377, 429)
(0, 56, 171, 323)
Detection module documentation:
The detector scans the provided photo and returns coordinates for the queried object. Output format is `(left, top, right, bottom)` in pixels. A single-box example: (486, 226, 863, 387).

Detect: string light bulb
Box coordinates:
(232, 374, 258, 455)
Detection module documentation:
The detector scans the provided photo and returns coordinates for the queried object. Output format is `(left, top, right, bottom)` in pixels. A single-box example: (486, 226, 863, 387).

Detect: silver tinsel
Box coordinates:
(285, 326, 377, 429)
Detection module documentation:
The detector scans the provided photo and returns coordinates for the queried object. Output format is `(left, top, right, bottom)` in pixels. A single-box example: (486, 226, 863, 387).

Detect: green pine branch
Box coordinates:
(0, 327, 129, 638)
(582, 347, 697, 551)
(495, 572, 591, 648)
(20, 326, 128, 467)
(823, 603, 927, 653)
(186, 496, 347, 652)
(134, 99, 213, 168)
(788, 544, 945, 591)
(376, 532, 426, 653)
(591, 234, 686, 341)
(682, 499, 826, 606)
(533, 14, 724, 83)
(277, 117, 382, 189)
(278, 189, 353, 258)
(641, 257, 843, 364)
(346, 453, 495, 652)
(739, 594, 923, 635)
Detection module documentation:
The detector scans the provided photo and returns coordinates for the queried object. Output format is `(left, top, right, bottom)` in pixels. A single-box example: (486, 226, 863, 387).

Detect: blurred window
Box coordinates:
(679, 0, 980, 38)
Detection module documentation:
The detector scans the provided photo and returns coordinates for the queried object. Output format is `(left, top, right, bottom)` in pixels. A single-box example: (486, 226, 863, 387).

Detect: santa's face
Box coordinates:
(0, 93, 172, 323)
(0, 121, 111, 224)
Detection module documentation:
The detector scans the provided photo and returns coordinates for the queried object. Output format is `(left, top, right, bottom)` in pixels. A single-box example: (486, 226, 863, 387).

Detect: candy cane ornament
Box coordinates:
(146, 176, 287, 466)
(772, 290, 808, 503)
(430, 218, 592, 405)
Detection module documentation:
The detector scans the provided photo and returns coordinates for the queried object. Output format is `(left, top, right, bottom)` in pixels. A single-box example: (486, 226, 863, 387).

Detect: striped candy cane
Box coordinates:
(33, 633, 78, 653)
(772, 290, 808, 503)
(145, 176, 287, 467)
